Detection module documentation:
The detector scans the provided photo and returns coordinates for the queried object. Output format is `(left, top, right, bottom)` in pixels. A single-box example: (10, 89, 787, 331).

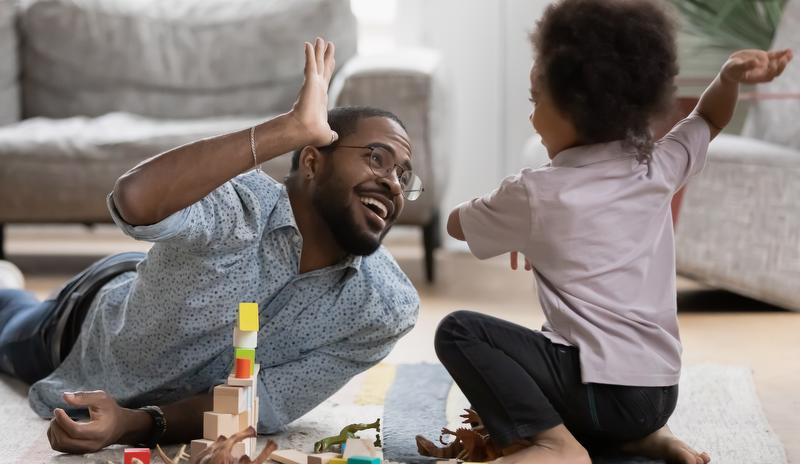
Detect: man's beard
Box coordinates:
(312, 182, 391, 256)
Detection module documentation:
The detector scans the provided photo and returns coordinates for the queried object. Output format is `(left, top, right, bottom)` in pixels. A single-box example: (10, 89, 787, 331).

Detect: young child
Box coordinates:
(439, 1, 793, 463)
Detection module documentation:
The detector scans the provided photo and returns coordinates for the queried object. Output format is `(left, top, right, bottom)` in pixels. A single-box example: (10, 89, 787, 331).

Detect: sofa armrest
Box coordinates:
(675, 133, 800, 310)
(329, 48, 449, 225)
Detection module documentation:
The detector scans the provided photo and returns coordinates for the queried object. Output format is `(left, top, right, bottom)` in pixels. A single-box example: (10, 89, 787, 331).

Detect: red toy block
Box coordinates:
(235, 357, 251, 378)
(124, 448, 151, 464)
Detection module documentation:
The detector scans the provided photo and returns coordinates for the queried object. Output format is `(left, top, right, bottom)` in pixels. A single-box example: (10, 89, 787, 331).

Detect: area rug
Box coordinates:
(384, 363, 787, 464)
(0, 363, 787, 463)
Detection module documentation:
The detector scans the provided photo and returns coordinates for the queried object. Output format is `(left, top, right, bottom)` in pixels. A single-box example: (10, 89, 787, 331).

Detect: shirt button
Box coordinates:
(292, 235, 300, 243)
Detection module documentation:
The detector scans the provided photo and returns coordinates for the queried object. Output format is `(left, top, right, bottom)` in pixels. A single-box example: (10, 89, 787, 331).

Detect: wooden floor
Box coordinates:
(6, 224, 800, 463)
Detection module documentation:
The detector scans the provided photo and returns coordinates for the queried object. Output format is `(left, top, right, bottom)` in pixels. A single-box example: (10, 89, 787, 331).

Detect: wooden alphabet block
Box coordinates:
(308, 452, 341, 464)
(203, 412, 239, 440)
(234, 326, 258, 348)
(270, 449, 309, 464)
(238, 302, 259, 331)
(124, 448, 151, 464)
(213, 385, 247, 414)
(342, 438, 378, 459)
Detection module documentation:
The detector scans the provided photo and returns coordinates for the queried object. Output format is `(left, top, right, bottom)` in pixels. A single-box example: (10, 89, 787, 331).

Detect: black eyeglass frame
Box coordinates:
(335, 145, 424, 201)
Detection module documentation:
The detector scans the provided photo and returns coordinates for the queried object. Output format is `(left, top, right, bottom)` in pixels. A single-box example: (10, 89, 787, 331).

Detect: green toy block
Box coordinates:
(239, 302, 259, 331)
(347, 457, 381, 464)
(234, 347, 255, 372)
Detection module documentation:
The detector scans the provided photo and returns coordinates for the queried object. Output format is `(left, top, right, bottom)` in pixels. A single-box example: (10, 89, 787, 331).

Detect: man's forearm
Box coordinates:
(694, 73, 739, 140)
(113, 114, 309, 226)
(119, 392, 213, 446)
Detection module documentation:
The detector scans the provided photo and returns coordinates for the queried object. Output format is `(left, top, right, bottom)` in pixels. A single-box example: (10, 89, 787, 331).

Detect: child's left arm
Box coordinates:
(695, 49, 792, 140)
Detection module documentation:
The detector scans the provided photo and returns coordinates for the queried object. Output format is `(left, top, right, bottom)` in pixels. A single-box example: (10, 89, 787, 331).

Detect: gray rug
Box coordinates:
(383, 364, 787, 464)
(0, 364, 787, 464)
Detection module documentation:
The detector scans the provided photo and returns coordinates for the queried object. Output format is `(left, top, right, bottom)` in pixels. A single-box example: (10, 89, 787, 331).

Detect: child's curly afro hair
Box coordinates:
(530, 0, 678, 158)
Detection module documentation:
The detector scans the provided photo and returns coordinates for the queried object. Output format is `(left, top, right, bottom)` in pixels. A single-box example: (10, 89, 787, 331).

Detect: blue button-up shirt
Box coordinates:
(28, 171, 419, 432)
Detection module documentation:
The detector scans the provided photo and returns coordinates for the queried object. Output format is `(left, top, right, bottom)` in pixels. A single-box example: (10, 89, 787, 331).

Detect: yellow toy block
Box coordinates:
(238, 302, 259, 331)
(328, 458, 347, 464)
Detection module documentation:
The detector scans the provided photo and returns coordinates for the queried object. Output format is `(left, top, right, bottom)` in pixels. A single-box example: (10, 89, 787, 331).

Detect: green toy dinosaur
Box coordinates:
(313, 419, 381, 453)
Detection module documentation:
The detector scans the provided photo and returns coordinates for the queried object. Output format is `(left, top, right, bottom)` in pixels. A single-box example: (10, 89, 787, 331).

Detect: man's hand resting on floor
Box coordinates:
(47, 391, 151, 454)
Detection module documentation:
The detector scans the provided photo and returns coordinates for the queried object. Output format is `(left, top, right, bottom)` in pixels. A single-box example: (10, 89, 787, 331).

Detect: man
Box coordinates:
(0, 38, 421, 453)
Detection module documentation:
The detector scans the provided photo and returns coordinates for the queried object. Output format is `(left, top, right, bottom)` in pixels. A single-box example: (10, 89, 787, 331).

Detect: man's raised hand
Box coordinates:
(721, 49, 793, 85)
(290, 37, 338, 147)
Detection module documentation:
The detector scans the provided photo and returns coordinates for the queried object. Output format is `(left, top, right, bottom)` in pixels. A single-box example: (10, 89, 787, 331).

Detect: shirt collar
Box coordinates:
(269, 184, 363, 277)
(549, 140, 637, 168)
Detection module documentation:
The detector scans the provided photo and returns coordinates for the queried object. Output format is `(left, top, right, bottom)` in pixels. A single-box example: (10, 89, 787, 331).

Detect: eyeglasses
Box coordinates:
(337, 145, 424, 201)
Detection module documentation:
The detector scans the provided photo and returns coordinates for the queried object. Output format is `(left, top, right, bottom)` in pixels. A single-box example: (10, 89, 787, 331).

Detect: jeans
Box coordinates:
(0, 252, 145, 385)
(434, 310, 678, 452)
(0, 289, 58, 384)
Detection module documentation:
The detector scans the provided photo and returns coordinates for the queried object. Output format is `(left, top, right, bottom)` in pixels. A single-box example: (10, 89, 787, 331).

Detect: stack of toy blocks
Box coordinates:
(190, 302, 260, 460)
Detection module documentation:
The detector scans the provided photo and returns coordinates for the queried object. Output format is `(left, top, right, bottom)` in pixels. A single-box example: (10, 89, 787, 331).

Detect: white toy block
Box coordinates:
(343, 438, 380, 459)
(234, 326, 258, 349)
(227, 363, 259, 387)
(191, 439, 213, 459)
(213, 385, 247, 414)
(270, 449, 309, 464)
(203, 412, 239, 441)
(237, 409, 250, 431)
(232, 440, 251, 459)
(308, 452, 340, 464)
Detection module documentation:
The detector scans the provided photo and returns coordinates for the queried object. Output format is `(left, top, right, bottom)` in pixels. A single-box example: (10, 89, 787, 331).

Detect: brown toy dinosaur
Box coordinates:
(189, 427, 278, 464)
(415, 409, 502, 462)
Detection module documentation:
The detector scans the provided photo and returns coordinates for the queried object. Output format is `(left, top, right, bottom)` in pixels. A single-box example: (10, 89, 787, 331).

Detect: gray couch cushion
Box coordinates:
(0, 0, 19, 125)
(18, 0, 357, 119)
(0, 113, 293, 222)
(741, 1, 800, 150)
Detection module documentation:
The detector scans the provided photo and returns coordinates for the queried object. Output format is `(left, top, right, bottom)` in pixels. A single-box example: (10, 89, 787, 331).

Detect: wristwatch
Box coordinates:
(138, 405, 167, 448)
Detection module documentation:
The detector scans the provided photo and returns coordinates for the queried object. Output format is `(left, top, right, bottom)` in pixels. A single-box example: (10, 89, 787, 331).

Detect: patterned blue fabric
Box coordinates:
(28, 171, 419, 433)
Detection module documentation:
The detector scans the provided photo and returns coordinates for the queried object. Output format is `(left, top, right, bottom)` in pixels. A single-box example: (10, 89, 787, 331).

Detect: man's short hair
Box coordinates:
(290, 106, 407, 171)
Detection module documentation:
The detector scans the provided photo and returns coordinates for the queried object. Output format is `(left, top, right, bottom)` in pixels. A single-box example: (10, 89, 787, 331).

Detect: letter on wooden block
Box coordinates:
(234, 326, 258, 349)
(124, 448, 151, 464)
(270, 449, 309, 464)
(342, 438, 377, 459)
(213, 385, 247, 414)
(203, 412, 239, 440)
(308, 452, 341, 464)
(239, 302, 259, 331)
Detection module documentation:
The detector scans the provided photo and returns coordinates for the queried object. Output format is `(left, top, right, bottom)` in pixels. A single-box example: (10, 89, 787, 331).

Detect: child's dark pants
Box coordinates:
(434, 310, 678, 452)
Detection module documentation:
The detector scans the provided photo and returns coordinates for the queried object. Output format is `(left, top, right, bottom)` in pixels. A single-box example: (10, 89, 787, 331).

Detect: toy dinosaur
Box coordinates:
(190, 426, 278, 464)
(415, 409, 501, 462)
(155, 444, 190, 464)
(313, 419, 381, 453)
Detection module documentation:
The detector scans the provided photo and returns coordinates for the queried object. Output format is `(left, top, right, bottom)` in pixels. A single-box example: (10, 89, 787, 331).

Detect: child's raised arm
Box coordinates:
(694, 49, 792, 140)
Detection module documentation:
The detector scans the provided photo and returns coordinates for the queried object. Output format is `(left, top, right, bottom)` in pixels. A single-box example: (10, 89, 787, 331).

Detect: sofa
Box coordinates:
(674, 1, 800, 311)
(0, 0, 448, 282)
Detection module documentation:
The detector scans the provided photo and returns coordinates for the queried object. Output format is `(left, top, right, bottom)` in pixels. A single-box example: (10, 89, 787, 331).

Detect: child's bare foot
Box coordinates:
(492, 424, 590, 464)
(620, 425, 711, 464)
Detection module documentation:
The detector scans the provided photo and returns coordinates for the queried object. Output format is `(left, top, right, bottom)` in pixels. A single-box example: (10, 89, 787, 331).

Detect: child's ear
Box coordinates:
(299, 146, 322, 179)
